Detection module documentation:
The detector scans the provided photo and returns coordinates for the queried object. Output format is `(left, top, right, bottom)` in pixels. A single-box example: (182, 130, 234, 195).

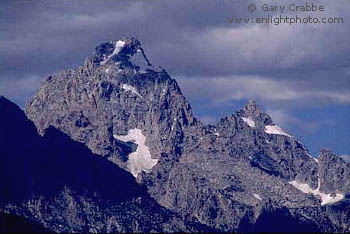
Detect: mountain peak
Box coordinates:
(237, 100, 273, 126)
(89, 37, 156, 73)
(319, 148, 338, 160)
(243, 100, 261, 117)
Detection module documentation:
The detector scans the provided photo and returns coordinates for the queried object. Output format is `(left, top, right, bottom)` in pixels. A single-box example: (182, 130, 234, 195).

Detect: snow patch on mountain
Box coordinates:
(242, 117, 255, 127)
(306, 152, 319, 162)
(289, 180, 344, 206)
(265, 125, 292, 138)
(101, 40, 125, 65)
(121, 84, 143, 98)
(171, 118, 177, 131)
(213, 128, 220, 136)
(114, 128, 158, 177)
(253, 193, 262, 201)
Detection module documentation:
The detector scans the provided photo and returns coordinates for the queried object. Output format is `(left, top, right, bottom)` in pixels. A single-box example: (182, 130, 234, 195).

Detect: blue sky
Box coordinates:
(0, 0, 349, 157)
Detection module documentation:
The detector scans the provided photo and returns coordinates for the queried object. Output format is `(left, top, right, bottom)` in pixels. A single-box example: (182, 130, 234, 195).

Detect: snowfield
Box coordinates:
(253, 193, 262, 201)
(264, 125, 292, 138)
(114, 128, 158, 177)
(242, 117, 255, 127)
(100, 40, 126, 65)
(289, 180, 344, 206)
(121, 84, 143, 98)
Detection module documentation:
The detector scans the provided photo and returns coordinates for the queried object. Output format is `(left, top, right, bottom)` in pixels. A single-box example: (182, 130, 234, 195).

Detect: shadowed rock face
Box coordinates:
(0, 96, 144, 204)
(0, 213, 51, 233)
(0, 96, 212, 233)
(21, 38, 350, 232)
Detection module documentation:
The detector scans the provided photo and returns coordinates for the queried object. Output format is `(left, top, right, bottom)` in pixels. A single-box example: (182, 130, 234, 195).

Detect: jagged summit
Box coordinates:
(243, 100, 261, 117)
(26, 37, 196, 176)
(236, 100, 273, 128)
(319, 148, 336, 157)
(89, 37, 158, 74)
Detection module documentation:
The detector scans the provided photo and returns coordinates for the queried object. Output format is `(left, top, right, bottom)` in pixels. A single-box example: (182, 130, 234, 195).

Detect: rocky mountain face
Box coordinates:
(0, 96, 212, 232)
(2, 37, 348, 232)
(25, 38, 195, 179)
(0, 213, 51, 233)
(318, 149, 350, 194)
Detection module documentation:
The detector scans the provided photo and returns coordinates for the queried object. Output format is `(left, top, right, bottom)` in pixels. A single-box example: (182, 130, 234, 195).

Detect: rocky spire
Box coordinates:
(239, 100, 273, 126)
(243, 100, 261, 117)
(319, 148, 333, 157)
(88, 37, 157, 73)
(318, 148, 349, 195)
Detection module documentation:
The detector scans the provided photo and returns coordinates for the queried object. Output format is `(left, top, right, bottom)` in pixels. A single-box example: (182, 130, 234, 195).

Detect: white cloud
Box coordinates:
(177, 76, 350, 107)
(1, 0, 349, 109)
(267, 109, 298, 127)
